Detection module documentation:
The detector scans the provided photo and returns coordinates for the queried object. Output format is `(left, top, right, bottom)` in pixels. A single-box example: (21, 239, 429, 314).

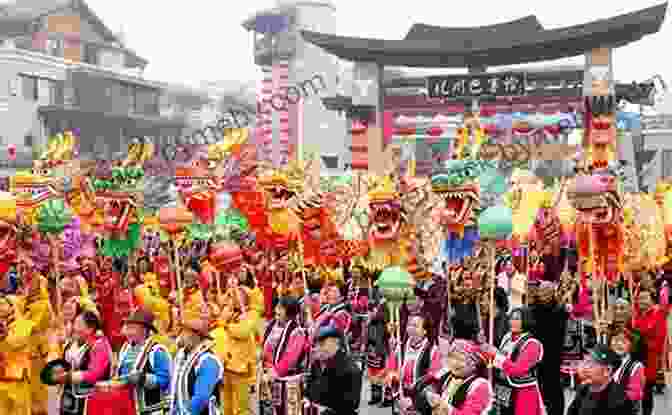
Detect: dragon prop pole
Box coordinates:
(50, 236, 62, 316)
(488, 242, 496, 383)
(395, 305, 401, 402)
(588, 222, 605, 341)
(173, 241, 184, 322)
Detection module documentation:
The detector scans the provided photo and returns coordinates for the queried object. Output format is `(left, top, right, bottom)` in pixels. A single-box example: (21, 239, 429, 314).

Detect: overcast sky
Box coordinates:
(85, 0, 671, 90)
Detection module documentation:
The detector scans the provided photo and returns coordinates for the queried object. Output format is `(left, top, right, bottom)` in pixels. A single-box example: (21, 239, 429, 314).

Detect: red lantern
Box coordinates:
(350, 120, 368, 134)
(186, 191, 215, 224)
(513, 125, 532, 134)
(159, 207, 193, 235)
(426, 126, 444, 137)
(483, 124, 498, 135)
(395, 127, 415, 136)
(544, 125, 561, 135)
(7, 144, 16, 161)
(209, 242, 243, 271)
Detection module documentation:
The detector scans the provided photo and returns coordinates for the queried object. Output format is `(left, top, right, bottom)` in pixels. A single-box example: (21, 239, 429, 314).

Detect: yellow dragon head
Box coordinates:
(258, 160, 305, 211)
(367, 176, 406, 241)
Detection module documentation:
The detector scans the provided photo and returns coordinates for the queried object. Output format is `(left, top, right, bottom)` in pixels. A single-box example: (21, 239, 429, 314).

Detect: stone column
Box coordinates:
(353, 62, 384, 174)
(583, 47, 617, 163)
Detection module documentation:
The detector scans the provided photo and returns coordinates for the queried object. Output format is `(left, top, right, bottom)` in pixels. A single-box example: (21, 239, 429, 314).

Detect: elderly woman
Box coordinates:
(483, 307, 545, 415)
(49, 310, 114, 415)
(415, 339, 493, 415)
(259, 297, 308, 415)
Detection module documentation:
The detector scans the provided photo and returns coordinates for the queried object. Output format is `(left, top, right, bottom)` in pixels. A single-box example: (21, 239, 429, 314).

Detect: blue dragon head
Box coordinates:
(430, 159, 497, 226)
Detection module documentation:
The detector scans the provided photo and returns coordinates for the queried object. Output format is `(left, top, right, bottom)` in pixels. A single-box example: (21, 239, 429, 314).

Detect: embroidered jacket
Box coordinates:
(612, 355, 644, 402)
(262, 319, 307, 377)
(169, 341, 224, 415)
(495, 332, 543, 388)
(118, 337, 172, 414)
(434, 372, 493, 415)
(385, 338, 441, 391)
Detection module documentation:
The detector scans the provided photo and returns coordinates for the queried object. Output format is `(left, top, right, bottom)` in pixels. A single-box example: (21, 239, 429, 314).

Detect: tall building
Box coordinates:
(242, 0, 347, 172)
(0, 0, 211, 167)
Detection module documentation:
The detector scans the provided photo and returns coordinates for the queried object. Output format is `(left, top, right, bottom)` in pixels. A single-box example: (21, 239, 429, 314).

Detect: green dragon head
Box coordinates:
(430, 160, 496, 226)
(93, 166, 144, 236)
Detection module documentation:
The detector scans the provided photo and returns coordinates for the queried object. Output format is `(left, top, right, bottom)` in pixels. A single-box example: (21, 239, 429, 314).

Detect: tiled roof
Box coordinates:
(301, 2, 668, 67)
(0, 0, 71, 20)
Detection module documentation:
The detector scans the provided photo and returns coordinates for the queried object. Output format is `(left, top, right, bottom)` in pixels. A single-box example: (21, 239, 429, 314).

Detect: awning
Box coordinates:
(38, 105, 187, 129)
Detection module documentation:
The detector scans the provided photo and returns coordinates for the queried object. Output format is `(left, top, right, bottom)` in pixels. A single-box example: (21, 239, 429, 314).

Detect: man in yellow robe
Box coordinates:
(21, 273, 52, 415)
(0, 295, 36, 415)
(211, 286, 256, 415)
(134, 272, 175, 354)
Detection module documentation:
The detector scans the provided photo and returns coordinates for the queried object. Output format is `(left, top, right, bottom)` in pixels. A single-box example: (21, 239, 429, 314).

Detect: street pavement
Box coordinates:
(357, 376, 672, 415)
(248, 373, 671, 415)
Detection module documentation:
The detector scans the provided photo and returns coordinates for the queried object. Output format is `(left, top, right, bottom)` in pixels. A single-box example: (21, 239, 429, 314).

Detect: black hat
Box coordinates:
(123, 309, 158, 333)
(316, 325, 341, 342)
(40, 359, 72, 386)
(589, 344, 620, 367)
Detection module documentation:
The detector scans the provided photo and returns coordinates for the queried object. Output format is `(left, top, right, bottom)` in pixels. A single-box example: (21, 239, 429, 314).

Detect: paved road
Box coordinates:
(358, 376, 672, 415)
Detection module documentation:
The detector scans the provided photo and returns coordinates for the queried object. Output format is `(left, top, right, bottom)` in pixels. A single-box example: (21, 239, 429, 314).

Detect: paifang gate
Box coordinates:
(308, 3, 667, 175)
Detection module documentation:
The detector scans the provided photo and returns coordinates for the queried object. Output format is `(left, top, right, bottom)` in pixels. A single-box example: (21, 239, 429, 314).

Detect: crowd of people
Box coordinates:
(0, 249, 669, 415)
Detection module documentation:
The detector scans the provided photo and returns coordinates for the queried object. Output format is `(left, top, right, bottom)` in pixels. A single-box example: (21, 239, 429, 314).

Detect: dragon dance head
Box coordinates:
(33, 130, 78, 178)
(258, 160, 304, 211)
(93, 166, 143, 237)
(124, 136, 154, 167)
(654, 178, 672, 205)
(367, 176, 405, 241)
(568, 172, 622, 225)
(430, 160, 494, 226)
(0, 192, 17, 263)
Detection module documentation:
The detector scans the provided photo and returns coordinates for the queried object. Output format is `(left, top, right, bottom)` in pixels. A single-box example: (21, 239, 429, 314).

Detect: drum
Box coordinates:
(260, 374, 304, 415)
(87, 382, 135, 415)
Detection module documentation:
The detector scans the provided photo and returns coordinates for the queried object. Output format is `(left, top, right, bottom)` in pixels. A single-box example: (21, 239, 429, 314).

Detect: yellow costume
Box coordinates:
(0, 295, 36, 415)
(23, 275, 52, 415)
(134, 273, 175, 355)
(211, 288, 257, 415)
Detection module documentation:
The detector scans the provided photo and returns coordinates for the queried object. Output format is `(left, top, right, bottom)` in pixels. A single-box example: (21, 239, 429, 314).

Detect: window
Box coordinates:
(321, 155, 339, 169)
(47, 38, 63, 57)
(133, 86, 159, 115)
(20, 75, 38, 101)
(83, 44, 99, 65)
(663, 150, 672, 178)
(48, 79, 64, 105)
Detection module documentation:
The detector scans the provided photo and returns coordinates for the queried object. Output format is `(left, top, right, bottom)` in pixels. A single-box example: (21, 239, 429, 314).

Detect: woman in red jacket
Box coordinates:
(632, 286, 670, 415)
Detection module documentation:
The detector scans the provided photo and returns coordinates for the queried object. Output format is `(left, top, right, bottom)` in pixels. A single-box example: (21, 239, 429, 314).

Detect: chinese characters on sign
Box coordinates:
(427, 73, 526, 99)
(477, 142, 580, 162)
